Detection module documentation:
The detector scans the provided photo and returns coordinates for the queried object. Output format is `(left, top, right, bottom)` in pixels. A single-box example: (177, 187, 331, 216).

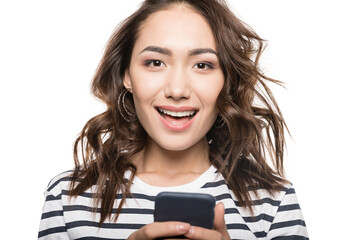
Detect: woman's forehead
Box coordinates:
(133, 5, 216, 54)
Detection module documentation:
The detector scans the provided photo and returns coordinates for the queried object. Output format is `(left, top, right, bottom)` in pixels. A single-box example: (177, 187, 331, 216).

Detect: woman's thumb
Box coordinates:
(213, 202, 229, 238)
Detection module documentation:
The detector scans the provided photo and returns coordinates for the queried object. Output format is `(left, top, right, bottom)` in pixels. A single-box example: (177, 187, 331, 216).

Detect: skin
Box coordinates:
(128, 202, 230, 240)
(124, 4, 230, 240)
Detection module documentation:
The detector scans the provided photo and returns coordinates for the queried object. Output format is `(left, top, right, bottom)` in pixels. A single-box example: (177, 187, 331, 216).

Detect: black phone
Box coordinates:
(154, 191, 216, 237)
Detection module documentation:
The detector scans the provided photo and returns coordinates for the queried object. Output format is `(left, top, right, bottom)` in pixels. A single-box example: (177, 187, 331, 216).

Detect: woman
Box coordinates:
(38, 0, 308, 239)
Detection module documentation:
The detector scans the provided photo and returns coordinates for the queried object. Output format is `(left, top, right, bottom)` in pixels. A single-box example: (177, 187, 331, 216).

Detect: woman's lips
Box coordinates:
(156, 106, 198, 131)
(162, 114, 192, 125)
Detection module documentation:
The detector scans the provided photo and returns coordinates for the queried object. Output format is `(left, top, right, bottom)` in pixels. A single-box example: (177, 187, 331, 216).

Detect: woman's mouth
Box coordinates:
(156, 106, 198, 130)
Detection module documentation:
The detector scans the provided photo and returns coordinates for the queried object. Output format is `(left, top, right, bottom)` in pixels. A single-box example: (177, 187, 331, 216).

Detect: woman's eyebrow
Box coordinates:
(140, 46, 172, 56)
(139, 46, 217, 56)
(189, 48, 217, 56)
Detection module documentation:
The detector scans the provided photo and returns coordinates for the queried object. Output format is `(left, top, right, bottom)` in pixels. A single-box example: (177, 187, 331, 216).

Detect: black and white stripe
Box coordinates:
(38, 167, 308, 239)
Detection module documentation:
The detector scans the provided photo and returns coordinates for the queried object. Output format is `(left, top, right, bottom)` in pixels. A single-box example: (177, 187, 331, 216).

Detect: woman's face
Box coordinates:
(124, 4, 224, 151)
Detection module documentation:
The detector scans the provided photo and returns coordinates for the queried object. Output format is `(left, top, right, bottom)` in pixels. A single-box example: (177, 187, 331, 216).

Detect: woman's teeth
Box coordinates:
(157, 108, 196, 117)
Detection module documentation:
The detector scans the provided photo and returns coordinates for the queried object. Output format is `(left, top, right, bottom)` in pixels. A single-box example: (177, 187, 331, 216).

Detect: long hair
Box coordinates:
(69, 0, 288, 225)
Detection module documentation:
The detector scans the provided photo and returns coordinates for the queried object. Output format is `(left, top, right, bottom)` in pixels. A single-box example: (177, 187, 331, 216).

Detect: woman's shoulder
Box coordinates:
(205, 168, 296, 202)
(245, 182, 303, 220)
(208, 173, 299, 210)
(252, 182, 296, 203)
(44, 170, 74, 196)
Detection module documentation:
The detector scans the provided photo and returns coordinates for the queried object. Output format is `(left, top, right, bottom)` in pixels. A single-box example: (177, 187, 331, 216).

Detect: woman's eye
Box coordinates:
(194, 62, 213, 70)
(144, 60, 165, 67)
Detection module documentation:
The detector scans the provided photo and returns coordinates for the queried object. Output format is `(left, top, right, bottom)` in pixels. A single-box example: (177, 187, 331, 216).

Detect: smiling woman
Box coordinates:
(38, 0, 308, 239)
(124, 6, 223, 152)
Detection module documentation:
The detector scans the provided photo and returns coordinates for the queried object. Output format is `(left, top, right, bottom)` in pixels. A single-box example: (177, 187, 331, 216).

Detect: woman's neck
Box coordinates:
(133, 137, 211, 177)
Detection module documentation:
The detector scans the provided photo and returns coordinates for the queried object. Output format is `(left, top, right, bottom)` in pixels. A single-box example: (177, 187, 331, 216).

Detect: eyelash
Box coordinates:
(144, 59, 214, 70)
(194, 62, 214, 70)
(144, 59, 165, 67)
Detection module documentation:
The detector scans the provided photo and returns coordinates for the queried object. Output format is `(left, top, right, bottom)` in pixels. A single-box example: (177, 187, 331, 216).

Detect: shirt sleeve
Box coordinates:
(38, 180, 71, 239)
(266, 186, 309, 240)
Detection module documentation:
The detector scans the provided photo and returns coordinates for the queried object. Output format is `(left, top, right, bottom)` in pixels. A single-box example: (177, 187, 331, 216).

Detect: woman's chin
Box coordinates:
(146, 135, 207, 153)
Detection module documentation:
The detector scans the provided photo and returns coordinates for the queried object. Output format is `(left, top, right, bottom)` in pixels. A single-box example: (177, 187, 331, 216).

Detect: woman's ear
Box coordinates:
(123, 70, 132, 89)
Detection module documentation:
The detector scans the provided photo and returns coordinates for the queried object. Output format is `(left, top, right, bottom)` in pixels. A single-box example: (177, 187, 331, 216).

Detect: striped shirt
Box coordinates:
(38, 166, 309, 239)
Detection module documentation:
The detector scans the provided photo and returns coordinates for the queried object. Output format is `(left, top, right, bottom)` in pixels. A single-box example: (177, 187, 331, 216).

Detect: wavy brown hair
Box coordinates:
(69, 0, 288, 225)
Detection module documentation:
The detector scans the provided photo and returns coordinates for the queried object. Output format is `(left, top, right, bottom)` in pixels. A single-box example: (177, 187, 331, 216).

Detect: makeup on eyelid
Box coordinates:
(143, 59, 216, 70)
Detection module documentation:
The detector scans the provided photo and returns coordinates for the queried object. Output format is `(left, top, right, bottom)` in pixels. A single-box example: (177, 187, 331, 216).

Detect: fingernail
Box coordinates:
(188, 227, 194, 235)
(177, 224, 188, 233)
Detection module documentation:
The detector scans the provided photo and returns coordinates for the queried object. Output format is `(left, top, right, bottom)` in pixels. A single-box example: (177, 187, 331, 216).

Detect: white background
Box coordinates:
(1, 0, 359, 239)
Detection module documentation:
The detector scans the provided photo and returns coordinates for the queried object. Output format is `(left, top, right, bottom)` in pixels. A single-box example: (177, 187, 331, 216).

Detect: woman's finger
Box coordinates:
(127, 221, 191, 240)
(184, 226, 223, 240)
(184, 202, 231, 240)
(213, 202, 230, 238)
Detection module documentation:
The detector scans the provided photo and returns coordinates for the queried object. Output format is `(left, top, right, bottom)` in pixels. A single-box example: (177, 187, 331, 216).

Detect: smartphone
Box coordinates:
(154, 191, 216, 232)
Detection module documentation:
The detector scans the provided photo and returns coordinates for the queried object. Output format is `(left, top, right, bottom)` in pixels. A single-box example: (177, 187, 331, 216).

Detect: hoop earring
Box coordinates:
(117, 88, 135, 122)
(214, 115, 225, 129)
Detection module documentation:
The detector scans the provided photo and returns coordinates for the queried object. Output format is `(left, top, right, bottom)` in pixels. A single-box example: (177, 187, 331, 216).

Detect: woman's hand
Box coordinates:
(184, 202, 231, 240)
(127, 202, 230, 240)
(127, 221, 191, 239)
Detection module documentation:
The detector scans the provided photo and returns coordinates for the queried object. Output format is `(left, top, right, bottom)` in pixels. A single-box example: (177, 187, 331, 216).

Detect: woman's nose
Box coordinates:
(164, 68, 191, 100)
